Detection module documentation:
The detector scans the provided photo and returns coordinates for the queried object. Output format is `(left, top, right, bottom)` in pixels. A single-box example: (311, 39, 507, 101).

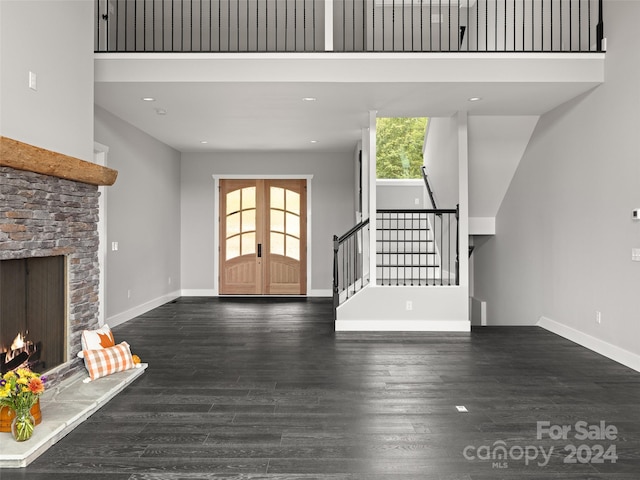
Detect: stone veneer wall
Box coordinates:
(0, 166, 100, 386)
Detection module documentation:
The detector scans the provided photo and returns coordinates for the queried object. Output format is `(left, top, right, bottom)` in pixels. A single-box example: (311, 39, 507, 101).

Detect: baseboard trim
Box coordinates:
(335, 319, 470, 332)
(181, 289, 331, 298)
(181, 289, 216, 297)
(309, 289, 331, 297)
(107, 291, 181, 327)
(538, 316, 640, 373)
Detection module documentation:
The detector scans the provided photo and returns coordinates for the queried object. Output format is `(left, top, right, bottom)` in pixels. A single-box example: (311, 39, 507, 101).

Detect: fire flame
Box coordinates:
(2, 332, 33, 364)
(11, 333, 25, 351)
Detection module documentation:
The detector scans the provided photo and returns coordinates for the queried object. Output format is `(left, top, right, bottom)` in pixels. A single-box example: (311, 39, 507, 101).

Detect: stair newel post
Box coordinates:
(596, 0, 604, 52)
(455, 204, 460, 286)
(333, 234, 340, 316)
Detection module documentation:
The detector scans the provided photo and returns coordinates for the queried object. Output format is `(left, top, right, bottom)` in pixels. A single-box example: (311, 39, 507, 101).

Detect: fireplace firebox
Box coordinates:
(0, 256, 66, 374)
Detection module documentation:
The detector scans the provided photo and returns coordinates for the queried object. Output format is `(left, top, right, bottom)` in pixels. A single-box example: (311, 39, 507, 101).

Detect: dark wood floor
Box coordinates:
(2, 297, 640, 479)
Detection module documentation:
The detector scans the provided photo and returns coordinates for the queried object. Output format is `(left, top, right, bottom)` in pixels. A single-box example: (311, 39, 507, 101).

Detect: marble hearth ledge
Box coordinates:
(0, 365, 147, 468)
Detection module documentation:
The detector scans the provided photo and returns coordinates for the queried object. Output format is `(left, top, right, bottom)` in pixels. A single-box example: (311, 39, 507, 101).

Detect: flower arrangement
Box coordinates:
(0, 368, 46, 441)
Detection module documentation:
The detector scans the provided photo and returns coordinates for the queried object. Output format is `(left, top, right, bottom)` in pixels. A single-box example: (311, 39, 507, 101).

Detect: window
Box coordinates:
(376, 117, 428, 179)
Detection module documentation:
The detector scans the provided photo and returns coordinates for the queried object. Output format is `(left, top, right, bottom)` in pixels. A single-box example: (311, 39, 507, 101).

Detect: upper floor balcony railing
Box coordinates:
(95, 0, 604, 53)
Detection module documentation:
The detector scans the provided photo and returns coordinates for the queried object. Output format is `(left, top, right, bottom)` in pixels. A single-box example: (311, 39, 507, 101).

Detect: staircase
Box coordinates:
(376, 209, 458, 287)
(333, 207, 458, 313)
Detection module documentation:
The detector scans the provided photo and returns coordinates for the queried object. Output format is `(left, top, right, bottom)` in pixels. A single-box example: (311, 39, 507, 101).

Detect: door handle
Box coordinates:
(257, 243, 262, 258)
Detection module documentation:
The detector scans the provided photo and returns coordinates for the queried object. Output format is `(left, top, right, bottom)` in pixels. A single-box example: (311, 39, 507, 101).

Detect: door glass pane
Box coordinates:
(227, 190, 240, 214)
(271, 187, 285, 210)
(271, 209, 284, 233)
(241, 232, 255, 255)
(270, 232, 285, 256)
(226, 235, 240, 260)
(286, 190, 300, 215)
(286, 212, 299, 237)
(243, 209, 256, 232)
(286, 236, 300, 260)
(242, 186, 256, 209)
(227, 212, 241, 236)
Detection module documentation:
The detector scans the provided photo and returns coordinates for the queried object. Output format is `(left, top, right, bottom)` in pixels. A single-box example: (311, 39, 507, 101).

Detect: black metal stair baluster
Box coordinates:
(430, 0, 433, 52)
(543, 0, 548, 51)
(522, 0, 525, 52)
(440, 210, 444, 285)
(560, 0, 563, 51)
(588, 0, 591, 51)
(448, 0, 451, 51)
(448, 212, 452, 285)
(116, 0, 120, 51)
(342, 0, 346, 51)
(531, 2, 536, 52)
(152, 0, 156, 51)
(353, 0, 356, 51)
(570, 0, 573, 51)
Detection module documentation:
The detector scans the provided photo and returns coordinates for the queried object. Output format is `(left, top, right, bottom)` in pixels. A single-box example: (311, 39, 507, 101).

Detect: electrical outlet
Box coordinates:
(406, 301, 413, 311)
(127, 289, 131, 299)
(111, 241, 118, 251)
(632, 248, 640, 262)
(28, 71, 37, 91)
(168, 276, 172, 285)
(596, 311, 601, 324)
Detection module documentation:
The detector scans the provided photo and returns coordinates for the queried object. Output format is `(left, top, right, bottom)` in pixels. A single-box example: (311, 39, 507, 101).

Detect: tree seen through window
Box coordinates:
(376, 117, 428, 179)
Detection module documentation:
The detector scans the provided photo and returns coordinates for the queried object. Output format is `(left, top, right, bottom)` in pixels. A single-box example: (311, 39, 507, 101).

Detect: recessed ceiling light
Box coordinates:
(468, 97, 482, 102)
(302, 97, 317, 102)
(310, 140, 318, 144)
(155, 108, 167, 115)
(200, 140, 208, 144)
(142, 97, 155, 102)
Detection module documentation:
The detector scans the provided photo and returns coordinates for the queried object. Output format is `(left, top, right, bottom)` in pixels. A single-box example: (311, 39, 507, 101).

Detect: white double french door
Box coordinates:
(219, 179, 307, 295)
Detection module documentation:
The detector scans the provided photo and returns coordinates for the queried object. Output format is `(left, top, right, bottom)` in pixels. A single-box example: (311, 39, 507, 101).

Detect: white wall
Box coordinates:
(0, 0, 94, 161)
(473, 1, 640, 361)
(94, 107, 182, 324)
(377, 180, 425, 209)
(423, 116, 459, 210)
(180, 152, 355, 294)
(468, 115, 539, 218)
(336, 285, 470, 331)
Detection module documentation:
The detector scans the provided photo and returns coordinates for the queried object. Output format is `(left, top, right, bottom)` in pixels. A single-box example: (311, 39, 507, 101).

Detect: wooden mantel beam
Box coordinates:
(0, 136, 118, 186)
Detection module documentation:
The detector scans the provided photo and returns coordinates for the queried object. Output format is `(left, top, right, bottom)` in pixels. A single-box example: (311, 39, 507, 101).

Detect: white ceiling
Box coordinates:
(94, 55, 603, 153)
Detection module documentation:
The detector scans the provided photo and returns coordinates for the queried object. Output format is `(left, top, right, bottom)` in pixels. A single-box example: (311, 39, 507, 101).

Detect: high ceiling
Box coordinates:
(94, 55, 603, 153)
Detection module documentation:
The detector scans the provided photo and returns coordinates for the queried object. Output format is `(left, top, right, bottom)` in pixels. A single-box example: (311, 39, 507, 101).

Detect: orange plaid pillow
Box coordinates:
(82, 342, 134, 381)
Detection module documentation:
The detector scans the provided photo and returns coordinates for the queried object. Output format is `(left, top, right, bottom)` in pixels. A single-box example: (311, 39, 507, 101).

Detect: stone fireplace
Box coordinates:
(0, 137, 118, 387)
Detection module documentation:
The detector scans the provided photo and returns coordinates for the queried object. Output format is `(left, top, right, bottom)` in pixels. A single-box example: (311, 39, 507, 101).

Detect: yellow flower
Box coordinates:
(17, 377, 28, 385)
(0, 389, 8, 398)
